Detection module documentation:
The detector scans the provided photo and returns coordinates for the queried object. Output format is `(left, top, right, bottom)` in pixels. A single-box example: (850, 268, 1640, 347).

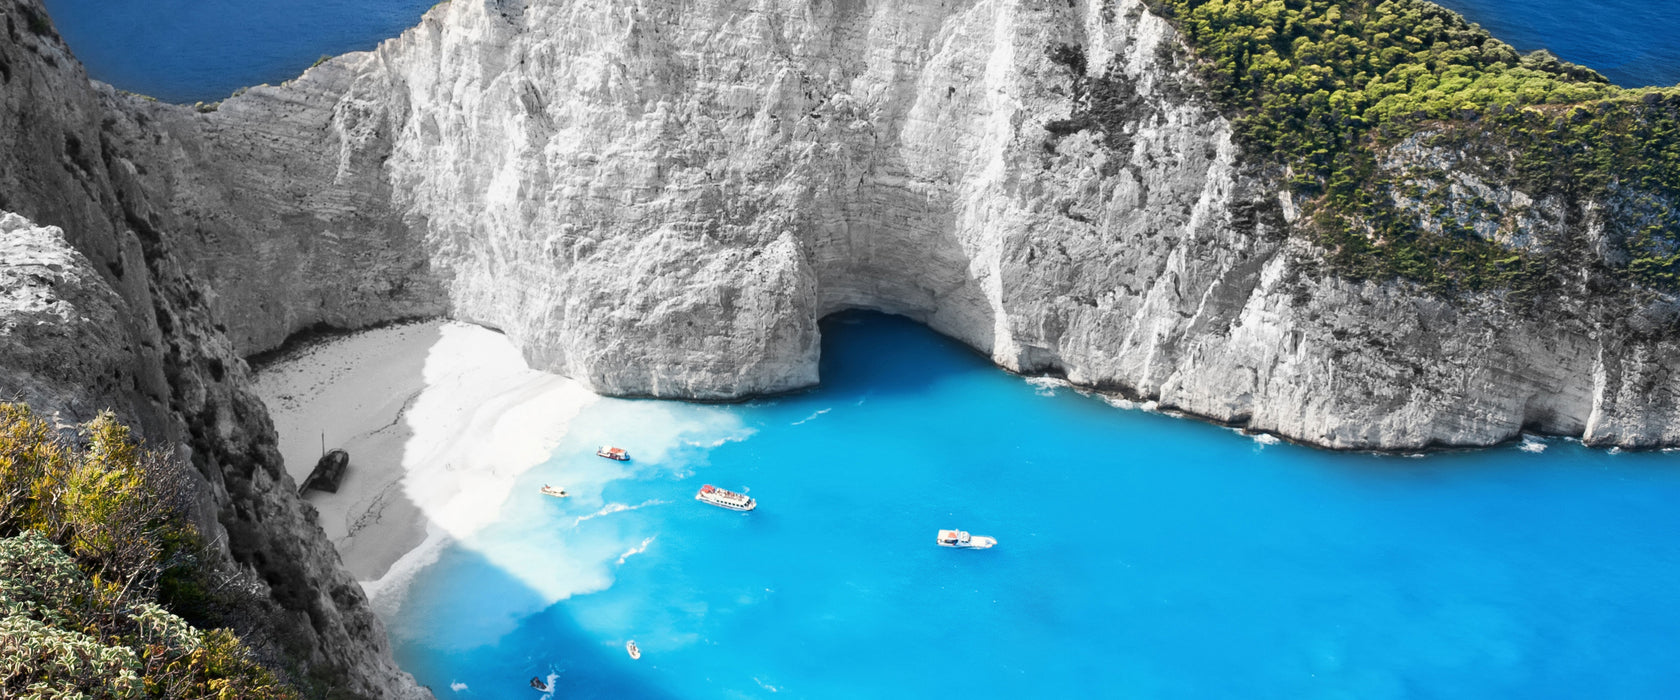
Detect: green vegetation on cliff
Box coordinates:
(1130, 0, 1680, 294)
(0, 404, 296, 699)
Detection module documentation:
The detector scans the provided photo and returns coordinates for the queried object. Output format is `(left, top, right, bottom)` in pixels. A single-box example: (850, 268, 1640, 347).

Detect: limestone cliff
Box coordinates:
(7, 0, 1680, 461)
(196, 0, 1670, 449)
(0, 5, 427, 697)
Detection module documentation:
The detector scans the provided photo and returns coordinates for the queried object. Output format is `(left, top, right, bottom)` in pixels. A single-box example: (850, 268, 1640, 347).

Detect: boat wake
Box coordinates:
(687, 430, 756, 449)
(617, 536, 656, 565)
(572, 499, 667, 527)
(533, 671, 561, 698)
(791, 408, 831, 425)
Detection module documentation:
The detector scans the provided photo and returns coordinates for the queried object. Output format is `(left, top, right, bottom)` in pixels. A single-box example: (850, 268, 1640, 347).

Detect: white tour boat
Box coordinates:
(597, 446, 630, 461)
(936, 529, 997, 549)
(539, 485, 569, 498)
(695, 484, 756, 511)
(626, 640, 641, 660)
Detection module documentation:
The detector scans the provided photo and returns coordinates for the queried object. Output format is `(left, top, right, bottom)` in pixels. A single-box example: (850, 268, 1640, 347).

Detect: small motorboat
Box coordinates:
(937, 529, 997, 549)
(540, 485, 569, 498)
(597, 445, 630, 461)
(530, 676, 549, 691)
(695, 484, 756, 511)
(626, 640, 641, 660)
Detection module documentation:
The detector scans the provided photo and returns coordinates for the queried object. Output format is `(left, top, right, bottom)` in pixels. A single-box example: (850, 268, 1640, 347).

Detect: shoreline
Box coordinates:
(251, 319, 598, 605)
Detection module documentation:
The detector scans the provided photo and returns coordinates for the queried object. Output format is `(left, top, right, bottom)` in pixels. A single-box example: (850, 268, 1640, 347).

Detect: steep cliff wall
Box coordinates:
(248, 0, 1670, 449)
(0, 3, 427, 696)
(7, 0, 1678, 470)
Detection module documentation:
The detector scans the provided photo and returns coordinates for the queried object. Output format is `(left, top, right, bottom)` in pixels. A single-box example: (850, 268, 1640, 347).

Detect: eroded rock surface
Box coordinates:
(0, 3, 427, 696)
(220, 0, 1671, 449)
(8, 0, 1680, 460)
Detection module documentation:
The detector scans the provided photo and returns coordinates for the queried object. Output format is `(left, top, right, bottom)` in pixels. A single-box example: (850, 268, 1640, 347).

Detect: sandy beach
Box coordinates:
(252, 320, 597, 602)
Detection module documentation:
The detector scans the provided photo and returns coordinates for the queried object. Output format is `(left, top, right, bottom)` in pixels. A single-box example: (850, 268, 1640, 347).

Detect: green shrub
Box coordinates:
(0, 407, 181, 589)
(0, 404, 297, 699)
(0, 532, 294, 699)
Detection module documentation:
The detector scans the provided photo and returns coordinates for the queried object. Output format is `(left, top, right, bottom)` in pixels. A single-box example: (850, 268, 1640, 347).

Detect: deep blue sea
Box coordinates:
(38, 0, 1680, 102)
(380, 312, 1680, 698)
(39, 0, 436, 103)
(1433, 0, 1680, 87)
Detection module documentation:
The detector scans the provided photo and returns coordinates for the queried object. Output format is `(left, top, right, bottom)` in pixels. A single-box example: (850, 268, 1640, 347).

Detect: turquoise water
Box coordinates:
(386, 313, 1680, 698)
(36, 0, 1680, 102)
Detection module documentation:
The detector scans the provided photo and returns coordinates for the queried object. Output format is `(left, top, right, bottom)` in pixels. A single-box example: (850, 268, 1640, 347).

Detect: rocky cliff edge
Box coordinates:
(166, 0, 1675, 450)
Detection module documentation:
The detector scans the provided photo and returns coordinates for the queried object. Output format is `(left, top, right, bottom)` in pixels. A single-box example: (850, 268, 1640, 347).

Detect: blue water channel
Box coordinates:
(387, 312, 1680, 698)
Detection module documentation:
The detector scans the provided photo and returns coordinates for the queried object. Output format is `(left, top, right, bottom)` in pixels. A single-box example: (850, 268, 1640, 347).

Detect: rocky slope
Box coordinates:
(0, 5, 427, 697)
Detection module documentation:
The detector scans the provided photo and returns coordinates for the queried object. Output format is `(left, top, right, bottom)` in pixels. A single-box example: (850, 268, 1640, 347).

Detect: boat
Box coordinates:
(695, 484, 756, 511)
(626, 640, 641, 660)
(597, 445, 630, 461)
(530, 676, 549, 691)
(298, 449, 349, 495)
(936, 529, 997, 549)
(539, 485, 569, 498)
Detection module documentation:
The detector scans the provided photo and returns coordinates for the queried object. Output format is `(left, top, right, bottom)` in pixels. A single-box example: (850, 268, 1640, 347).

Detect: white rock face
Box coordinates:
(189, 0, 1664, 449)
(8, 0, 1680, 471)
(0, 212, 132, 424)
(340, 0, 1255, 400)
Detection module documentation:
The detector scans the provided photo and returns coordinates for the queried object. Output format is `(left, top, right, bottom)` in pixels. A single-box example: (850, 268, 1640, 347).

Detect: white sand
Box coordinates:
(252, 320, 597, 601)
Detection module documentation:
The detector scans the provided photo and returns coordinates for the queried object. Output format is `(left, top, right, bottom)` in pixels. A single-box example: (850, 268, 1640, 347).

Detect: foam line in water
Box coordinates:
(617, 536, 656, 565)
(791, 407, 831, 425)
(360, 529, 450, 617)
(1026, 376, 1070, 396)
(403, 399, 754, 630)
(573, 499, 668, 527)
